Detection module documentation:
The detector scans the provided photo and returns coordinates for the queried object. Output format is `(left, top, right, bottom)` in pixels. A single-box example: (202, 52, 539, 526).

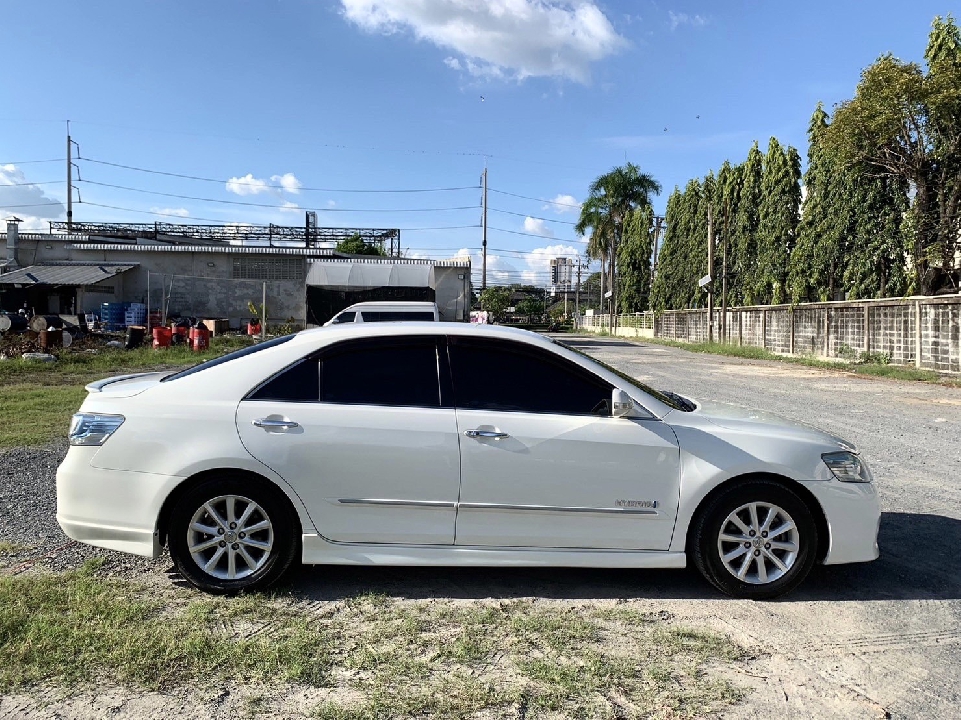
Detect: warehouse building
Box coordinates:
(0, 219, 471, 327)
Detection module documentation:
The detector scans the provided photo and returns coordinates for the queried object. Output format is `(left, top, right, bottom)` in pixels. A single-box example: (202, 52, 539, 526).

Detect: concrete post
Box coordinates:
(864, 303, 871, 355)
(761, 309, 767, 350)
(789, 308, 795, 355)
(915, 300, 922, 368)
(824, 307, 830, 357)
(738, 310, 743, 346)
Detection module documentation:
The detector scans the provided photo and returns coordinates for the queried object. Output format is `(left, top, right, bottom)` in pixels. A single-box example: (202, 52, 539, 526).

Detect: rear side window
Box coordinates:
(448, 338, 612, 416)
(360, 311, 435, 322)
(249, 336, 443, 408)
(331, 311, 356, 324)
(322, 338, 441, 407)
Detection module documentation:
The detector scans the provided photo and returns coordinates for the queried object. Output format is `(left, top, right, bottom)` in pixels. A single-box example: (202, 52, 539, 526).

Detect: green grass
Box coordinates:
(0, 567, 747, 718)
(0, 541, 30, 556)
(0, 336, 256, 449)
(630, 336, 947, 384)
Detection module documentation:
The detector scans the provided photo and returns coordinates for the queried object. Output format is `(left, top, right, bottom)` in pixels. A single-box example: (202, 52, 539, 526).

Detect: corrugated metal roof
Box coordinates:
(67, 243, 339, 256)
(0, 263, 136, 286)
(308, 257, 471, 267)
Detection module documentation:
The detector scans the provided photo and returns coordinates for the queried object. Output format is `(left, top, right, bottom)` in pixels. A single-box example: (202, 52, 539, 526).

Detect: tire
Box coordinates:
(691, 480, 818, 600)
(168, 475, 299, 595)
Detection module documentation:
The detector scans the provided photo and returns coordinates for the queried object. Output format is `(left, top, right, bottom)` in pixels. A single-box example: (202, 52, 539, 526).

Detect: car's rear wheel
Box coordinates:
(691, 480, 818, 600)
(169, 476, 298, 594)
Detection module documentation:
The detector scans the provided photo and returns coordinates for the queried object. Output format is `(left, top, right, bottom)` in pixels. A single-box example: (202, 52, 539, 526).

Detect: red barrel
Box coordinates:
(247, 321, 261, 336)
(189, 326, 210, 352)
(152, 326, 172, 349)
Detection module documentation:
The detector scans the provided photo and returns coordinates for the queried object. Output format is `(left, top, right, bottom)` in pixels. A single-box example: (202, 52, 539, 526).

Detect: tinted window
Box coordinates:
(449, 338, 612, 416)
(321, 338, 441, 407)
(248, 358, 320, 402)
(360, 311, 435, 322)
(331, 311, 356, 324)
(162, 334, 294, 383)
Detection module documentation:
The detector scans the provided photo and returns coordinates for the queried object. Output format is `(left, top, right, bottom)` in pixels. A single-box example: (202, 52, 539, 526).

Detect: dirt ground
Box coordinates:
(2, 336, 959, 719)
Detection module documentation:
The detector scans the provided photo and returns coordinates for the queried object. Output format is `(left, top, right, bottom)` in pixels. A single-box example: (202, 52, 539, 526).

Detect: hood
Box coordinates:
(689, 399, 857, 452)
(85, 372, 169, 398)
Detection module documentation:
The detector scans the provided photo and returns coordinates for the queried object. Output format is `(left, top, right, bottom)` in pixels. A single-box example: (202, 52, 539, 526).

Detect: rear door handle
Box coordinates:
(464, 429, 510, 439)
(252, 418, 300, 430)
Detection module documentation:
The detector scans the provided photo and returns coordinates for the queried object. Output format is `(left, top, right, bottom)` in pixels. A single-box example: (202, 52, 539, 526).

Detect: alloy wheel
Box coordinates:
(187, 494, 275, 580)
(716, 501, 800, 585)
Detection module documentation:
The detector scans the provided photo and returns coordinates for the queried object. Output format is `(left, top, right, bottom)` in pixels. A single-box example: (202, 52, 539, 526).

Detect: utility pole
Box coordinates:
(722, 201, 729, 344)
(575, 257, 581, 326)
(707, 204, 714, 344)
(650, 215, 663, 303)
(66, 121, 73, 233)
(481, 167, 488, 291)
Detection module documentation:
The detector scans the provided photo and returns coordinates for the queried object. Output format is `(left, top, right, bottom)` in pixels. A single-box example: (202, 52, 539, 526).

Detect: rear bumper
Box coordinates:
(56, 446, 181, 558)
(806, 479, 881, 565)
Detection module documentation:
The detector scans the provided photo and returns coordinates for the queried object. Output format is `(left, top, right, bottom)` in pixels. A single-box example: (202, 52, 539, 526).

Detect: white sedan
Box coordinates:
(57, 324, 880, 599)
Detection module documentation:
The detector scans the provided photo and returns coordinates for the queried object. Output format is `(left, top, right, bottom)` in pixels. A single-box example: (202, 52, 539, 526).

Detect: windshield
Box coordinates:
(161, 335, 295, 383)
(555, 340, 690, 412)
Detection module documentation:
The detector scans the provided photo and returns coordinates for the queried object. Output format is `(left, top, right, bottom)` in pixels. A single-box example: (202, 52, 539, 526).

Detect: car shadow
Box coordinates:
(277, 512, 961, 603)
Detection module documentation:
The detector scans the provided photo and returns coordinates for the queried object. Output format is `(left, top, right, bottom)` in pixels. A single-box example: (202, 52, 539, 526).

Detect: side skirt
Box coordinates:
(301, 534, 687, 569)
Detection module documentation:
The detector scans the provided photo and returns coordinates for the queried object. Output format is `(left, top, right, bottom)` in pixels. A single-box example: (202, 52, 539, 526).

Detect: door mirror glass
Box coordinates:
(612, 389, 634, 417)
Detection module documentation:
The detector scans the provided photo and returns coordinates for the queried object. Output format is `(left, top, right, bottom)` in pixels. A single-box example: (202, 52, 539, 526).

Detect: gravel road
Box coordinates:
(1, 337, 959, 719)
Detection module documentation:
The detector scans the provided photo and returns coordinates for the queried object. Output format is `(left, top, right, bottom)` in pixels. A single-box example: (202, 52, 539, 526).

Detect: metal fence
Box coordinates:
(578, 312, 654, 331)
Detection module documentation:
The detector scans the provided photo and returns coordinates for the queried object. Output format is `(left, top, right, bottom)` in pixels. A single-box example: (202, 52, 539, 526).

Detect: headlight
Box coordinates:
(68, 413, 125, 446)
(822, 451, 873, 483)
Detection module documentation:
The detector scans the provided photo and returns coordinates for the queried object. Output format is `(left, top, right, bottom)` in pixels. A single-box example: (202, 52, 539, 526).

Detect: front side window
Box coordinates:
(331, 311, 356, 324)
(448, 338, 612, 416)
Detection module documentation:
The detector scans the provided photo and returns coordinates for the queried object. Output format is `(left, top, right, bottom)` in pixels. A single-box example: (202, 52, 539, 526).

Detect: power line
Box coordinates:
(0, 180, 65, 187)
(488, 225, 587, 242)
(489, 188, 582, 210)
(0, 201, 63, 209)
(79, 158, 481, 194)
(0, 158, 66, 165)
(77, 179, 480, 213)
(488, 207, 577, 226)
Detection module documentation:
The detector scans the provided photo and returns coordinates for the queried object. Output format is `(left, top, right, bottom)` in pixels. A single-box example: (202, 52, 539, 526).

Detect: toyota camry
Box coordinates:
(57, 323, 880, 599)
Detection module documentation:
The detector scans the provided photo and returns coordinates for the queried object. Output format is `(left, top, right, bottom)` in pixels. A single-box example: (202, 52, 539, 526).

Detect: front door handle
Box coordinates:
(464, 429, 510, 439)
(252, 418, 300, 430)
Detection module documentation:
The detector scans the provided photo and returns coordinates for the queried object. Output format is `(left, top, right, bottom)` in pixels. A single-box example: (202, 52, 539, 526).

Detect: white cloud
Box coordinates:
(327, 200, 337, 207)
(280, 200, 300, 213)
(150, 207, 190, 218)
(543, 193, 580, 214)
(523, 216, 554, 238)
(225, 172, 302, 197)
(0, 164, 66, 231)
(341, 0, 627, 83)
(668, 11, 707, 31)
(271, 173, 302, 194)
(456, 242, 581, 286)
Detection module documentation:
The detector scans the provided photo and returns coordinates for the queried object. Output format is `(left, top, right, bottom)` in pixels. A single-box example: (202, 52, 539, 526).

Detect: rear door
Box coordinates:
(236, 335, 460, 545)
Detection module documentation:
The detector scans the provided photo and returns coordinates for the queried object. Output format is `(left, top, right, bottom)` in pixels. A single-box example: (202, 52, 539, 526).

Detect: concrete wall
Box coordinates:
(654, 296, 961, 373)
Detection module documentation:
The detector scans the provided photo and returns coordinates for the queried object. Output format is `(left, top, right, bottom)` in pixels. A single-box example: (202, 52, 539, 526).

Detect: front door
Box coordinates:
(448, 337, 680, 550)
(237, 336, 460, 545)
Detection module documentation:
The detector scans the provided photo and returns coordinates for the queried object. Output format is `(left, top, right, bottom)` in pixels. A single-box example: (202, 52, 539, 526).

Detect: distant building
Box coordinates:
(0, 220, 470, 326)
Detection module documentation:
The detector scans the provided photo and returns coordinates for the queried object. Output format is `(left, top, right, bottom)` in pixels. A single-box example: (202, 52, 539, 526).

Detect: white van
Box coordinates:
(324, 301, 440, 326)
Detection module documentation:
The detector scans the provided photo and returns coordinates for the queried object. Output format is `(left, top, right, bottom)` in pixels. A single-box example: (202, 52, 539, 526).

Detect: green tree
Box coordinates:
(756, 138, 802, 304)
(826, 15, 961, 294)
(478, 286, 510, 320)
(576, 163, 661, 322)
(336, 233, 386, 256)
(716, 160, 741, 305)
(616, 206, 655, 312)
(843, 173, 910, 298)
(515, 296, 545, 320)
(732, 142, 764, 305)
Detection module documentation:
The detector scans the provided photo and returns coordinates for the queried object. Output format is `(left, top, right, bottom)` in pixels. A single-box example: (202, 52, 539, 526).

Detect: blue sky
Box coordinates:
(0, 0, 952, 285)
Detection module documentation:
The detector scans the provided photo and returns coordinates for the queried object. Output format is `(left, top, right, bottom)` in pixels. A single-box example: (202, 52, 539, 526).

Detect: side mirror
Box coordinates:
(612, 388, 634, 417)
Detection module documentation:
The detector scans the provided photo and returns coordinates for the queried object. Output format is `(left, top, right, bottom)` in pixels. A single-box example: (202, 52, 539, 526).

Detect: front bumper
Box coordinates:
(805, 478, 881, 565)
(56, 446, 182, 558)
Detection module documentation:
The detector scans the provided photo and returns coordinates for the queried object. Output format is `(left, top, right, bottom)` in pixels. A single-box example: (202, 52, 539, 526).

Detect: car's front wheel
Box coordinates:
(691, 480, 818, 600)
(168, 475, 298, 594)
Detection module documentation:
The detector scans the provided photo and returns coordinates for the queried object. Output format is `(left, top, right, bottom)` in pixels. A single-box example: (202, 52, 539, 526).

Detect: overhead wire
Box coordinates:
(77, 179, 480, 213)
(0, 158, 66, 165)
(488, 207, 577, 225)
(79, 158, 481, 194)
(488, 188, 582, 210)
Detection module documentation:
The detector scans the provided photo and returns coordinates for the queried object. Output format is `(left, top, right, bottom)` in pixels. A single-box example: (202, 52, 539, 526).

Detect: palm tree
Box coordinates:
(579, 204, 614, 312)
(576, 163, 661, 328)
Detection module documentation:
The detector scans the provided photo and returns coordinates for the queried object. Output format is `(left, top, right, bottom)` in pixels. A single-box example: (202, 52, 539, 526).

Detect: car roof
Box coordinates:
(343, 301, 436, 309)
